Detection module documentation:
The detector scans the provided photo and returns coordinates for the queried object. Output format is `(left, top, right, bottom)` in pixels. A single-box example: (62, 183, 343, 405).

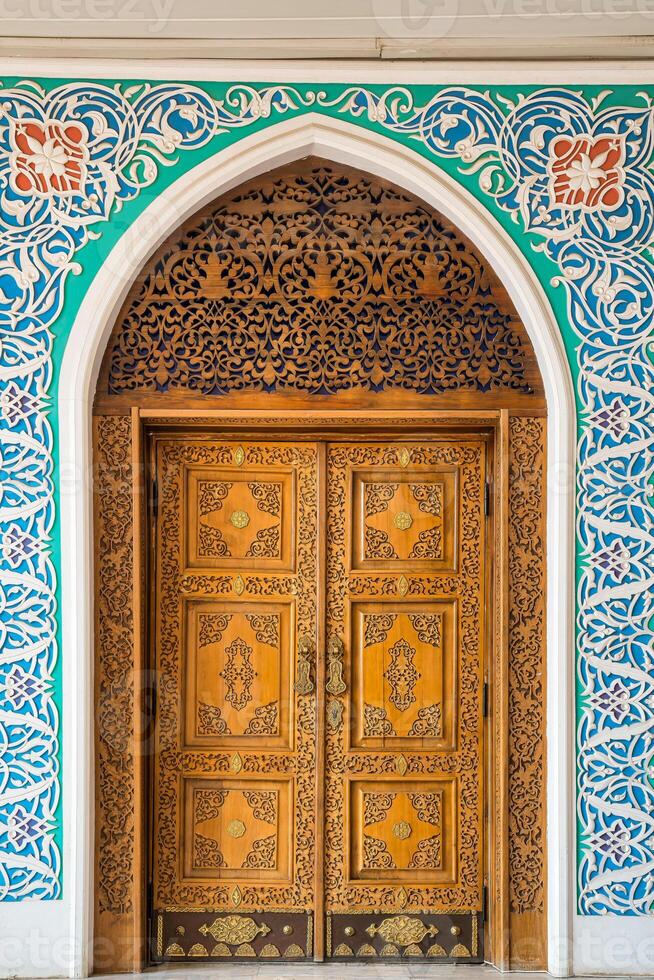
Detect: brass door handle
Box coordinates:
(326, 635, 347, 696)
(295, 634, 315, 695)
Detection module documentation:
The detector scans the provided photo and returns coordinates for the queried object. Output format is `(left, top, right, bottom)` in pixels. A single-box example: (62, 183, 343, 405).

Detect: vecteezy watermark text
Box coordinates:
(0, 0, 176, 34)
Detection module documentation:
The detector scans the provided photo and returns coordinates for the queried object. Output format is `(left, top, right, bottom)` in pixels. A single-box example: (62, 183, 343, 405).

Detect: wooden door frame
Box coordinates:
(92, 405, 547, 974)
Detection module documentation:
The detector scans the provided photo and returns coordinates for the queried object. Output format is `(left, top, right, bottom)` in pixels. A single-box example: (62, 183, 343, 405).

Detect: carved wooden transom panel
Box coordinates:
(103, 161, 538, 400)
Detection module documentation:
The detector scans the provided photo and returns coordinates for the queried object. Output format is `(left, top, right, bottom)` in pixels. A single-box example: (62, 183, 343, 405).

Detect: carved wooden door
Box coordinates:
(151, 438, 317, 962)
(324, 440, 486, 962)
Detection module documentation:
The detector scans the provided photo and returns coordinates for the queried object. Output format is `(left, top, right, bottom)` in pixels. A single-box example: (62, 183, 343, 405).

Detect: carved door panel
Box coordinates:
(324, 441, 486, 962)
(151, 439, 317, 962)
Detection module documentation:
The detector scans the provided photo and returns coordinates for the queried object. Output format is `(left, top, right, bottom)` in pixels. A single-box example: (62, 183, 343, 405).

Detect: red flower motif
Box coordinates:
(548, 134, 626, 212)
(9, 119, 88, 197)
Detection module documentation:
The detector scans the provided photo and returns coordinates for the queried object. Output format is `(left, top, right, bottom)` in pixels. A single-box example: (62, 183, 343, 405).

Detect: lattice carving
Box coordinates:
(195, 789, 228, 823)
(245, 614, 279, 647)
(364, 614, 396, 647)
(105, 165, 534, 399)
(363, 704, 397, 737)
(363, 836, 397, 870)
(363, 793, 394, 826)
(243, 791, 278, 824)
(411, 483, 443, 516)
(243, 702, 278, 736)
(508, 417, 546, 915)
(198, 702, 231, 736)
(194, 834, 227, 869)
(408, 613, 442, 648)
(199, 613, 231, 647)
(408, 705, 442, 738)
(409, 792, 442, 827)
(242, 835, 277, 870)
(408, 836, 442, 870)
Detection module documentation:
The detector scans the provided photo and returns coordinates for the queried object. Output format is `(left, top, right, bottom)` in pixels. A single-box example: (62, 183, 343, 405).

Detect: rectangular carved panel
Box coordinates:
(350, 601, 455, 749)
(184, 600, 293, 748)
(185, 467, 295, 570)
(182, 777, 291, 882)
(350, 469, 457, 572)
(348, 777, 456, 883)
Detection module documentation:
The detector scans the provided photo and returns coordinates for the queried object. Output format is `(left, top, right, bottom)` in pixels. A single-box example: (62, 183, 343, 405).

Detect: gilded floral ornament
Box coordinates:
(199, 915, 271, 945)
(394, 511, 413, 530)
(366, 915, 439, 946)
(227, 820, 246, 839)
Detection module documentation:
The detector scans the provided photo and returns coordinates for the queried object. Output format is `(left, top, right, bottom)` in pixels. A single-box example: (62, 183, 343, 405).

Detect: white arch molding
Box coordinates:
(54, 116, 575, 978)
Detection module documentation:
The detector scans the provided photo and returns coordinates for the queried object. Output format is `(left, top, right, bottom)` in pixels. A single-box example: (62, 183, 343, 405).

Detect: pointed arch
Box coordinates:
(57, 114, 574, 978)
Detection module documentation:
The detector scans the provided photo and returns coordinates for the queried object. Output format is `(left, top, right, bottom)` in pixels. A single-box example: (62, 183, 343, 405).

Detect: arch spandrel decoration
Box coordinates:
(97, 161, 543, 410)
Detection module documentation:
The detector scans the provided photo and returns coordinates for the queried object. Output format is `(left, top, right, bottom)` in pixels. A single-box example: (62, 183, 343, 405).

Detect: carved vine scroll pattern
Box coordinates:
(508, 417, 546, 915)
(384, 639, 420, 712)
(107, 167, 533, 398)
(94, 415, 135, 915)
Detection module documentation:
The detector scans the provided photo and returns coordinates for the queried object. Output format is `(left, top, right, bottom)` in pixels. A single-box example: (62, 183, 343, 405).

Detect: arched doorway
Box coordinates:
(91, 160, 547, 972)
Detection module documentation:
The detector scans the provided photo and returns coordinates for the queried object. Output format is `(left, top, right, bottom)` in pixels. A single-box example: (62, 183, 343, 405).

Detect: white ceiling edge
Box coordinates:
(2, 52, 654, 81)
(1, 34, 654, 62)
(2, 4, 654, 41)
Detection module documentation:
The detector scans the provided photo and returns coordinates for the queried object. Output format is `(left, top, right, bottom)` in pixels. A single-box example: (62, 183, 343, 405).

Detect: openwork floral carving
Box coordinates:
(384, 639, 420, 712)
(94, 415, 135, 914)
(220, 637, 256, 712)
(106, 167, 532, 399)
(508, 418, 545, 915)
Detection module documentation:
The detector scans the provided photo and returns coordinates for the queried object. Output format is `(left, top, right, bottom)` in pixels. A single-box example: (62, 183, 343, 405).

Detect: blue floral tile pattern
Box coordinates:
(0, 80, 651, 914)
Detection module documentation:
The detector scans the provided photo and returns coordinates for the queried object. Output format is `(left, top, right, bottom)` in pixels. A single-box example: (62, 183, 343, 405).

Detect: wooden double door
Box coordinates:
(150, 432, 487, 964)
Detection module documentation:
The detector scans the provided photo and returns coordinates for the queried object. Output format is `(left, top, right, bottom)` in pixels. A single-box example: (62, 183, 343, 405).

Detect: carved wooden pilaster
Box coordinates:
(507, 415, 547, 969)
(93, 414, 143, 972)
